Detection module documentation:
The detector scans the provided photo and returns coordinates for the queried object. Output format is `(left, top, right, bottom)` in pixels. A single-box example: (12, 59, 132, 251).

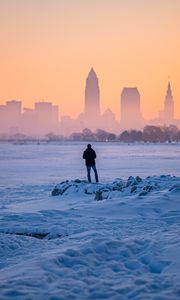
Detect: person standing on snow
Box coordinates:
(83, 144, 99, 183)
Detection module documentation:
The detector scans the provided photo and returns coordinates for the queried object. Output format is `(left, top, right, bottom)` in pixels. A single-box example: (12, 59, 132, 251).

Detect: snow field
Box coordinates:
(0, 175, 180, 299)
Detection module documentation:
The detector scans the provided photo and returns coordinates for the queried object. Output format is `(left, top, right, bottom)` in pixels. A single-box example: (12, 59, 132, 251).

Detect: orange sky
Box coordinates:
(0, 0, 180, 120)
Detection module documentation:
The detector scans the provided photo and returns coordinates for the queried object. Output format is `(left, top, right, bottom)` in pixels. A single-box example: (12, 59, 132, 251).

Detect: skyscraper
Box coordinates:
(120, 87, 144, 129)
(164, 82, 174, 123)
(84, 68, 100, 121)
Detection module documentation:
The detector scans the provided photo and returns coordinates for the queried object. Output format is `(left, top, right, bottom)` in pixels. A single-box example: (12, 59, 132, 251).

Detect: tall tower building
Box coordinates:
(84, 68, 100, 121)
(120, 87, 143, 130)
(164, 82, 174, 123)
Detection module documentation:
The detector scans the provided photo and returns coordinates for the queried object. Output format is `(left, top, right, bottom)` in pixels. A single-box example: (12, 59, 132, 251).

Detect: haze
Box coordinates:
(0, 0, 180, 119)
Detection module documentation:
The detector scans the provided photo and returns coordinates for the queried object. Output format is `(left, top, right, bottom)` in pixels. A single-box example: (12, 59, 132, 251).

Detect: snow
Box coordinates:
(0, 142, 180, 299)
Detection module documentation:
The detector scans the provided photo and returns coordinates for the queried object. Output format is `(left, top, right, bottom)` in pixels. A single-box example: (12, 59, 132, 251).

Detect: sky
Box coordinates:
(0, 0, 180, 120)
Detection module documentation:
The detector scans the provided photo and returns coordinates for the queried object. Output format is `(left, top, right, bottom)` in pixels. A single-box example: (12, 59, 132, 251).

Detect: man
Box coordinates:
(83, 144, 99, 183)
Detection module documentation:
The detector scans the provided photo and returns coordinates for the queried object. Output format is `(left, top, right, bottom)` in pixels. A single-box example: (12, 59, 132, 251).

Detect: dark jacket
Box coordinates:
(83, 148, 96, 166)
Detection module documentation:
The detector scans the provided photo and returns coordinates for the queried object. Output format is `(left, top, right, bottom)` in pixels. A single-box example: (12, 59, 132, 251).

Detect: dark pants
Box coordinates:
(86, 165, 99, 183)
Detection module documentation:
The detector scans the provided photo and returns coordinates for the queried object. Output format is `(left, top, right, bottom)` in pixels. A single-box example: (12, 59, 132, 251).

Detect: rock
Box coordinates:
(127, 179, 137, 187)
(126, 181, 132, 187)
(95, 191, 103, 201)
(131, 186, 137, 193)
(52, 188, 61, 196)
(160, 175, 167, 178)
(139, 191, 148, 196)
(139, 185, 153, 196)
(74, 179, 81, 183)
(136, 176, 142, 182)
(112, 186, 122, 191)
(126, 176, 137, 187)
(143, 185, 153, 192)
(51, 184, 70, 196)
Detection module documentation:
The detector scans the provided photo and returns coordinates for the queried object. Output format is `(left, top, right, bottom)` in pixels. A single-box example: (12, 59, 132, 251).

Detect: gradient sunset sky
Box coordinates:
(0, 0, 180, 120)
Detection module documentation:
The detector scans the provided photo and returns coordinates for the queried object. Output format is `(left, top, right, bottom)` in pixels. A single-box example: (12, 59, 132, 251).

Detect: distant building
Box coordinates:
(34, 102, 59, 135)
(0, 100, 22, 133)
(101, 109, 119, 133)
(120, 88, 144, 130)
(164, 82, 174, 122)
(0, 99, 60, 136)
(52, 105, 59, 131)
(84, 68, 100, 128)
(0, 105, 7, 133)
(20, 108, 37, 135)
(6, 100, 22, 115)
(159, 82, 174, 124)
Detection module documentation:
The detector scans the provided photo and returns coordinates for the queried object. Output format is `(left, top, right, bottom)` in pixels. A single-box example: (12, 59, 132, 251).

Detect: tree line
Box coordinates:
(69, 125, 180, 143)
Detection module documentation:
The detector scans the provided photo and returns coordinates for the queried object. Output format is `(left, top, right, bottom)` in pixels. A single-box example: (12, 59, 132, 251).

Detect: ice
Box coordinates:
(0, 142, 180, 299)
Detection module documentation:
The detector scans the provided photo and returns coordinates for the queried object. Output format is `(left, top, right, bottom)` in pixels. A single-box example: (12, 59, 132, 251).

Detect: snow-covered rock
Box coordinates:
(52, 175, 180, 200)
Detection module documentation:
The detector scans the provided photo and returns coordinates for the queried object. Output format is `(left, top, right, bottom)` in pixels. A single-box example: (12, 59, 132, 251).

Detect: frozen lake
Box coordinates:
(0, 142, 179, 186)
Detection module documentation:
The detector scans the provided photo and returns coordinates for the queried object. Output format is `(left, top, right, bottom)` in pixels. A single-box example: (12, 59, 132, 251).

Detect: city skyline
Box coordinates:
(0, 0, 180, 120)
(0, 70, 179, 121)
(0, 68, 179, 136)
